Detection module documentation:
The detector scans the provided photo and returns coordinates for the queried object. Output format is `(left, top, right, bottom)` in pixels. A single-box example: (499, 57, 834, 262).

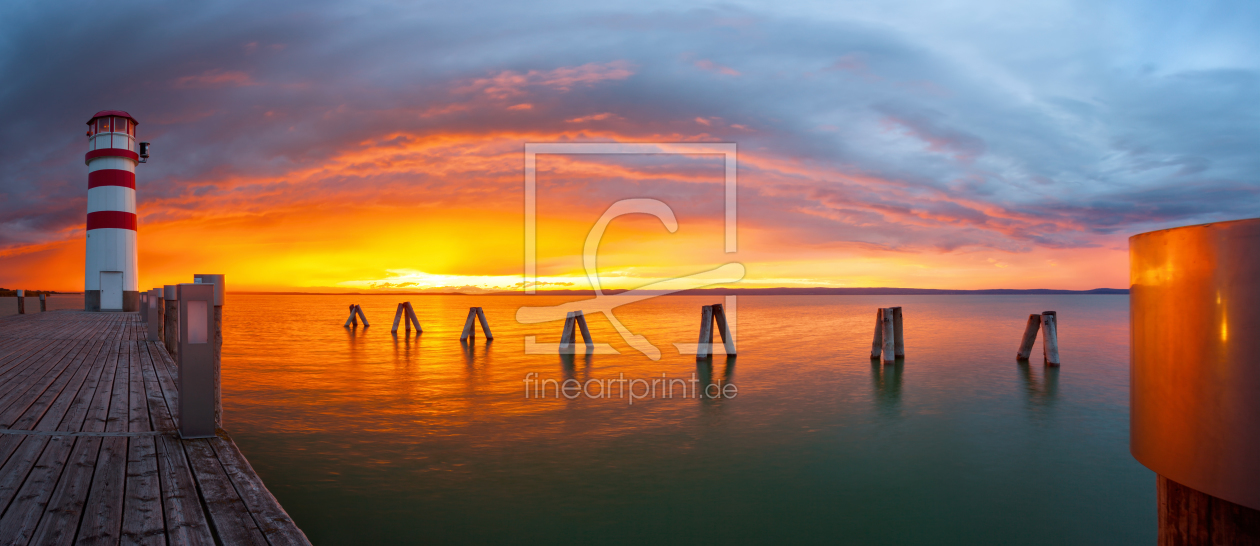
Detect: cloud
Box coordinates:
(0, 0, 1257, 291)
(172, 69, 256, 89)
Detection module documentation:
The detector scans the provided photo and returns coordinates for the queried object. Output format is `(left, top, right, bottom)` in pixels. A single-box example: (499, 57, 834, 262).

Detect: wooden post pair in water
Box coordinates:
(560, 310, 594, 352)
(391, 302, 423, 334)
(696, 303, 736, 359)
(460, 307, 493, 341)
(344, 304, 370, 327)
(1016, 311, 1060, 366)
(870, 307, 904, 364)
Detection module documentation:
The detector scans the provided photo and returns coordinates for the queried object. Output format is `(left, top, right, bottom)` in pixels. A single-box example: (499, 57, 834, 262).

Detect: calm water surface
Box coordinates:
(223, 295, 1151, 544)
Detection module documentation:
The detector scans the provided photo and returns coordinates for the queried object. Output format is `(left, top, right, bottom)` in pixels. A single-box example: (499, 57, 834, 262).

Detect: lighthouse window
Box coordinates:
(97, 118, 110, 134)
(114, 117, 128, 133)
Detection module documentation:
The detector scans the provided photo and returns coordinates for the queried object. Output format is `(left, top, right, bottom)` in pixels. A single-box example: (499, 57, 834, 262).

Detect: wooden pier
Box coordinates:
(0, 311, 309, 545)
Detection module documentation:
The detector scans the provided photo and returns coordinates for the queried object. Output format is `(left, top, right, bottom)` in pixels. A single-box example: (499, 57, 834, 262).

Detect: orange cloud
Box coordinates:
(172, 69, 256, 89)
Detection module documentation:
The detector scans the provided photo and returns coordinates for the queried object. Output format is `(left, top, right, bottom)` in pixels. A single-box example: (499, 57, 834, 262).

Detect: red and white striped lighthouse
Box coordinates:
(85, 110, 145, 312)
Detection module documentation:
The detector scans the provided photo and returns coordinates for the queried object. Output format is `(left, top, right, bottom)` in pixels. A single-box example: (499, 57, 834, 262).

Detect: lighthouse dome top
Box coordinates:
(87, 110, 137, 125)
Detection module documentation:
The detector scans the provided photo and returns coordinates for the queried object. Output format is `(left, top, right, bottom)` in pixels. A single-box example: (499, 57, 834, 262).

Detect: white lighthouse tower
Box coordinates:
(85, 110, 146, 312)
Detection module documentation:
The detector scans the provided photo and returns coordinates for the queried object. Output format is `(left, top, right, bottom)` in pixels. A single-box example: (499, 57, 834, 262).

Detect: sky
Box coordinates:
(1, 0, 1257, 292)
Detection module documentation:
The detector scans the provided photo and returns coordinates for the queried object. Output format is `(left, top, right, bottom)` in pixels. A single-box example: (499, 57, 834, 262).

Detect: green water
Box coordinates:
(223, 294, 1151, 544)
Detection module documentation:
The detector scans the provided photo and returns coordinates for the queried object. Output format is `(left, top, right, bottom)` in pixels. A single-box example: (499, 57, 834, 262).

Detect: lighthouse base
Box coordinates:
(85, 290, 140, 312)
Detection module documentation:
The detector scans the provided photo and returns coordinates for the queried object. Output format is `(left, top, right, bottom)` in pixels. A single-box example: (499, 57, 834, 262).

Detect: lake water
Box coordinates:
(221, 294, 1150, 544)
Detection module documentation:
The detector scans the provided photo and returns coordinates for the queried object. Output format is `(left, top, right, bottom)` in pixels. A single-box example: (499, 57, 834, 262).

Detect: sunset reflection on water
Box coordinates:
(222, 294, 1151, 544)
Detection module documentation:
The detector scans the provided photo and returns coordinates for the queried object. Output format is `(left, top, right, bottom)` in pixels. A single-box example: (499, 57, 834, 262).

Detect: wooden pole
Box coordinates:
(1016, 314, 1041, 360)
(870, 308, 884, 359)
(559, 312, 576, 351)
(574, 311, 593, 348)
(891, 306, 904, 358)
(475, 307, 493, 339)
(405, 302, 423, 332)
(391, 303, 405, 333)
(344, 304, 359, 328)
(354, 304, 370, 327)
(16, 290, 23, 314)
(1159, 475, 1260, 544)
(696, 305, 715, 359)
(711, 303, 736, 356)
(463, 306, 476, 340)
(881, 308, 895, 364)
(39, 293, 46, 312)
(1041, 312, 1060, 366)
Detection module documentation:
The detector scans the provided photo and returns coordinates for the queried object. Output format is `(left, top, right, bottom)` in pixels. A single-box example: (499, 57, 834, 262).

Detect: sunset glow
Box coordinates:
(2, 2, 1255, 293)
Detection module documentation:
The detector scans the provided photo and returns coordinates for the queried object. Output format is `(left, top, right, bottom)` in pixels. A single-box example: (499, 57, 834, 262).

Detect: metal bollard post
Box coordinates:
(177, 283, 216, 438)
(194, 274, 225, 429)
(16, 290, 24, 314)
(39, 293, 46, 312)
(164, 285, 179, 359)
(146, 289, 161, 341)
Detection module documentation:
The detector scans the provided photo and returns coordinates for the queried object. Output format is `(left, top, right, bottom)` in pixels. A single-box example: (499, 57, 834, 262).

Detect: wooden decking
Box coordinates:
(0, 311, 309, 545)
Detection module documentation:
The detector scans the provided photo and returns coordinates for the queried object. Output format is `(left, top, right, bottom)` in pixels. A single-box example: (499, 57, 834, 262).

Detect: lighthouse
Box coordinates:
(85, 110, 147, 312)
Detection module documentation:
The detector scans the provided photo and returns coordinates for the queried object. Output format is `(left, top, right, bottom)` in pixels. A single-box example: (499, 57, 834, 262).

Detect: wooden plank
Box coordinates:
(50, 338, 114, 433)
(128, 342, 152, 433)
(210, 437, 313, 545)
(26, 340, 106, 432)
(120, 435, 165, 545)
(27, 436, 103, 545)
(870, 308, 884, 359)
(0, 338, 74, 410)
(0, 435, 49, 515)
(153, 435, 214, 545)
(182, 438, 269, 545)
(140, 343, 175, 432)
(76, 436, 128, 544)
(105, 341, 132, 433)
(0, 340, 85, 428)
(81, 340, 121, 433)
(0, 436, 74, 543)
(0, 340, 93, 430)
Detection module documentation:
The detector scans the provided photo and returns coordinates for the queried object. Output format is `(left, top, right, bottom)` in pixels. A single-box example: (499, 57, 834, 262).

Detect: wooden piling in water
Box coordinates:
(870, 308, 884, 359)
(460, 307, 493, 341)
(891, 306, 905, 358)
(1016, 314, 1041, 360)
(560, 310, 594, 352)
(1041, 312, 1060, 366)
(881, 308, 895, 364)
(712, 304, 736, 356)
(695, 303, 736, 359)
(344, 304, 369, 328)
(696, 305, 715, 358)
(391, 302, 424, 333)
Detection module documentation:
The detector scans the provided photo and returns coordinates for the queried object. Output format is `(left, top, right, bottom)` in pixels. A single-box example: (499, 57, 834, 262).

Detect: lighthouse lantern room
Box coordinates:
(84, 110, 144, 311)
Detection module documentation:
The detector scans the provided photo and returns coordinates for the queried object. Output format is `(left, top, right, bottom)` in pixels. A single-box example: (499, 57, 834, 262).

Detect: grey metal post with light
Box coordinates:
(163, 285, 179, 358)
(177, 282, 216, 438)
(194, 274, 225, 429)
(140, 292, 148, 323)
(146, 289, 161, 341)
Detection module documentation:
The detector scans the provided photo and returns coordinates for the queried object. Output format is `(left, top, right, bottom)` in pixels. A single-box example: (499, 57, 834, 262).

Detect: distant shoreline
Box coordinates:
(228, 287, 1129, 296)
